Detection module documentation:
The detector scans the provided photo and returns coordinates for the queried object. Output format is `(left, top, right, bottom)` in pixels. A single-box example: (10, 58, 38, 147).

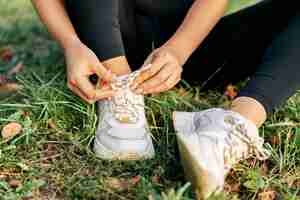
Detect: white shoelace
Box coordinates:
(223, 115, 271, 169)
(109, 70, 144, 123)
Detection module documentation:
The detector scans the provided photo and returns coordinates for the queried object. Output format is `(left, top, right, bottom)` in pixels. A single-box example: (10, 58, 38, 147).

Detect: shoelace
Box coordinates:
(223, 115, 271, 168)
(109, 70, 144, 123)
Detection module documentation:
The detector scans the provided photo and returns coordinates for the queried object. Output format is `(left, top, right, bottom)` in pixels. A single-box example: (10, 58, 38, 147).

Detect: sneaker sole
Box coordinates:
(93, 137, 155, 161)
(173, 112, 221, 200)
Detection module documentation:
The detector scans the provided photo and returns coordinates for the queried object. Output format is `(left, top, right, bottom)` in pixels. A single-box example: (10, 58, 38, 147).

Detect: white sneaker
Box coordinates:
(94, 72, 155, 160)
(173, 108, 270, 199)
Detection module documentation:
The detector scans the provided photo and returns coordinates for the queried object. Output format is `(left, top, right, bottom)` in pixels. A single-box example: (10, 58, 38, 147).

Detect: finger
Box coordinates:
(90, 63, 113, 82)
(135, 63, 175, 94)
(132, 51, 169, 87)
(94, 89, 116, 101)
(75, 76, 97, 100)
(68, 83, 95, 104)
(147, 73, 181, 94)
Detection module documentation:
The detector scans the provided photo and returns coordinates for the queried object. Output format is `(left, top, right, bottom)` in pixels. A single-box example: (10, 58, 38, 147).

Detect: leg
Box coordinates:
(165, 0, 298, 127)
(66, 0, 155, 160)
(66, 0, 133, 75)
(173, 1, 300, 199)
(235, 11, 300, 126)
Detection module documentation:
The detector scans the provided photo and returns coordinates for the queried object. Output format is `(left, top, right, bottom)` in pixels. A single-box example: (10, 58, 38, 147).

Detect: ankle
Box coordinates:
(230, 97, 267, 128)
(102, 56, 131, 76)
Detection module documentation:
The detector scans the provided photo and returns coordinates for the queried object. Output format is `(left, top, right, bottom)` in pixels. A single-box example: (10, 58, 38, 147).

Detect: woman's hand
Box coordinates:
(64, 40, 115, 104)
(131, 46, 183, 95)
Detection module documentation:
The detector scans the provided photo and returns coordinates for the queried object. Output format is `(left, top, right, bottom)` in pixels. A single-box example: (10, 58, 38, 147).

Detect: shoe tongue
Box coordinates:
(110, 73, 143, 124)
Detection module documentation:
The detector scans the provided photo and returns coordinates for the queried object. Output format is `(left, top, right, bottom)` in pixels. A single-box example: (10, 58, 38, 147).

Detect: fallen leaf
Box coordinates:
(287, 130, 293, 142)
(177, 87, 189, 97)
(224, 84, 238, 99)
(1, 122, 22, 139)
(0, 75, 8, 84)
(258, 190, 276, 200)
(0, 82, 22, 93)
(104, 176, 140, 191)
(47, 119, 58, 130)
(130, 175, 141, 185)
(271, 135, 280, 145)
(8, 179, 22, 188)
(224, 182, 240, 193)
(7, 62, 24, 76)
(0, 47, 13, 62)
(104, 177, 129, 191)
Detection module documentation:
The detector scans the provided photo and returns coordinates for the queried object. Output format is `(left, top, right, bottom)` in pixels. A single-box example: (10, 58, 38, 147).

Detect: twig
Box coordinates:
(266, 122, 300, 127)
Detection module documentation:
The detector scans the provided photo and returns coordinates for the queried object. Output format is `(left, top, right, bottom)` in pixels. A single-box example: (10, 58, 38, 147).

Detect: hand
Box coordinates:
(131, 47, 182, 94)
(64, 40, 115, 104)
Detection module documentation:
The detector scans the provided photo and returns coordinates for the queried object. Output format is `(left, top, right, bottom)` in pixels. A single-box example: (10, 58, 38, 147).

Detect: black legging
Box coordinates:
(66, 0, 300, 114)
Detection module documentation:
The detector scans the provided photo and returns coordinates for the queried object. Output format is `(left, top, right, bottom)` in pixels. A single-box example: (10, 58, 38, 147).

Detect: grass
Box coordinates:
(0, 0, 300, 199)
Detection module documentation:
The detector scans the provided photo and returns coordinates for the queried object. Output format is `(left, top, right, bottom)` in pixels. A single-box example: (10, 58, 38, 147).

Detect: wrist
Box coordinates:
(163, 39, 193, 66)
(61, 36, 82, 52)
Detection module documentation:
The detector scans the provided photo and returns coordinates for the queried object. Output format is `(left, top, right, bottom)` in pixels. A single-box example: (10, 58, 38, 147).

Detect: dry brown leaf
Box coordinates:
(7, 62, 24, 76)
(0, 82, 22, 93)
(0, 47, 14, 62)
(258, 190, 277, 200)
(271, 135, 280, 145)
(177, 87, 189, 97)
(104, 176, 141, 191)
(9, 179, 22, 188)
(1, 122, 22, 139)
(224, 182, 240, 193)
(0, 74, 8, 84)
(104, 177, 129, 191)
(224, 84, 238, 99)
(130, 175, 141, 185)
(47, 119, 58, 130)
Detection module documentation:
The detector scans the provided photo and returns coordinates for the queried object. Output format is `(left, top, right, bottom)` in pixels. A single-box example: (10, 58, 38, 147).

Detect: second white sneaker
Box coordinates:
(173, 108, 270, 199)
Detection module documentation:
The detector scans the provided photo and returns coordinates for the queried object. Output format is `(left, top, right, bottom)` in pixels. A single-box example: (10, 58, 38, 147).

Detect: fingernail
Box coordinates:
(70, 80, 76, 85)
(100, 79, 108, 86)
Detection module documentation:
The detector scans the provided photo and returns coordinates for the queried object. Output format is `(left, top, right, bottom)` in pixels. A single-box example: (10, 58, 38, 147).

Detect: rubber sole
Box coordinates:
(173, 112, 221, 200)
(93, 137, 155, 161)
(177, 134, 216, 200)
